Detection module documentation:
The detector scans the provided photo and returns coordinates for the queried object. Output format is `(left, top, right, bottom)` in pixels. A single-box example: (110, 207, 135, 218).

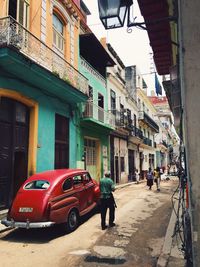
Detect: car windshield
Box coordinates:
(24, 180, 50, 190)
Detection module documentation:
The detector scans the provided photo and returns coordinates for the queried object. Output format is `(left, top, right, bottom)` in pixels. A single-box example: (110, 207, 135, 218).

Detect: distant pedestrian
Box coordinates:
(167, 164, 170, 175)
(146, 167, 154, 190)
(135, 169, 140, 184)
(154, 167, 161, 191)
(100, 172, 116, 230)
(173, 166, 176, 175)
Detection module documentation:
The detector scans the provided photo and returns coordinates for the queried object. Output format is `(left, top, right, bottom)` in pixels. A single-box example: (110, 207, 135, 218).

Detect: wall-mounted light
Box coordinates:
(81, 154, 85, 161)
(98, 0, 133, 29)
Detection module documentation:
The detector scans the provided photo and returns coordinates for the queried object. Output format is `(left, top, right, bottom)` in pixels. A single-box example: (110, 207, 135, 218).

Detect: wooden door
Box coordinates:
(55, 114, 69, 169)
(0, 98, 29, 209)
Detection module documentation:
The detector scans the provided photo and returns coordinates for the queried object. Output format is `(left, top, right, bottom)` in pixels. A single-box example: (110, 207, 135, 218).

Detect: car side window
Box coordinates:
(73, 175, 83, 185)
(63, 178, 72, 191)
(82, 173, 91, 184)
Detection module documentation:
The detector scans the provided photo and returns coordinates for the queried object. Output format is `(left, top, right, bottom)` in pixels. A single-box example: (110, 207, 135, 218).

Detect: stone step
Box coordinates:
(0, 209, 8, 220)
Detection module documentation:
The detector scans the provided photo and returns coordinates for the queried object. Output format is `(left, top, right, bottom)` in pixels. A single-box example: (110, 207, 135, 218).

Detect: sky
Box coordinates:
(83, 0, 162, 95)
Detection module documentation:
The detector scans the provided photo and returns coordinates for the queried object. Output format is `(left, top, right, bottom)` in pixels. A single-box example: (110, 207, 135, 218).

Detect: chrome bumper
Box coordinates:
(1, 218, 55, 229)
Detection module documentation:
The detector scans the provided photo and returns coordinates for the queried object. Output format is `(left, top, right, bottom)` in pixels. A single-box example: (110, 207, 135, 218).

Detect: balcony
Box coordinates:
(138, 111, 159, 133)
(143, 137, 152, 147)
(130, 126, 143, 139)
(111, 110, 132, 131)
(0, 16, 88, 103)
(80, 57, 106, 87)
(82, 101, 115, 130)
(114, 110, 123, 127)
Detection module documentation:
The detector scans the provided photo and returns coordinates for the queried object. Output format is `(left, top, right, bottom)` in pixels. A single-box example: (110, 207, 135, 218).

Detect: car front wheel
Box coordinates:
(67, 209, 79, 232)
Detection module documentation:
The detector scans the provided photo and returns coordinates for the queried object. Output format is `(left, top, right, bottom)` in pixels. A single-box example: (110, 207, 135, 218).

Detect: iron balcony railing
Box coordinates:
(0, 16, 88, 95)
(130, 125, 143, 139)
(80, 57, 106, 87)
(143, 137, 152, 147)
(82, 101, 115, 128)
(111, 109, 132, 130)
(115, 110, 124, 127)
(138, 111, 159, 133)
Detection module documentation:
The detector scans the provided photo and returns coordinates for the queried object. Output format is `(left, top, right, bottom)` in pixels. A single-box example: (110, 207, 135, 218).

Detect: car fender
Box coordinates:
(49, 196, 79, 223)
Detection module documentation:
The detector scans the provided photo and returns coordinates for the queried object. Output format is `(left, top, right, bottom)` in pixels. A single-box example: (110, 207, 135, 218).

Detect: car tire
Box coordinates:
(66, 209, 79, 232)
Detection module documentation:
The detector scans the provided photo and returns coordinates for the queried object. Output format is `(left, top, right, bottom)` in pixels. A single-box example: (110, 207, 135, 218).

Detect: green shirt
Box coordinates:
(100, 177, 115, 199)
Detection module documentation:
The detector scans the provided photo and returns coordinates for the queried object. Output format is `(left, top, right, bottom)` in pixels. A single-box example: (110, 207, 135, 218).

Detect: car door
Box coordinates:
(73, 175, 87, 212)
(82, 172, 95, 207)
(49, 177, 75, 224)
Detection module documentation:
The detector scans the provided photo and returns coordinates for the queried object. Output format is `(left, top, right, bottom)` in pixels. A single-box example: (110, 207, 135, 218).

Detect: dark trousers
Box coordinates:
(100, 197, 115, 228)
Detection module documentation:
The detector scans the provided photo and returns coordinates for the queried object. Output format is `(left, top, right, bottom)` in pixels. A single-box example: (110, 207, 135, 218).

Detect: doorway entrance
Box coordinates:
(84, 138, 99, 181)
(128, 149, 135, 181)
(55, 114, 69, 169)
(115, 156, 119, 184)
(139, 152, 144, 179)
(0, 97, 29, 209)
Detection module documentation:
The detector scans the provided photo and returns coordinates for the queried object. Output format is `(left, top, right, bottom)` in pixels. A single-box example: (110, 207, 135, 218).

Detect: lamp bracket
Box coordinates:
(128, 16, 177, 31)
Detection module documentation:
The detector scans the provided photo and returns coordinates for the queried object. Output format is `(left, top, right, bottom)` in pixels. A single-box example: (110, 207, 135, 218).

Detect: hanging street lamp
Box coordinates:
(97, 0, 133, 29)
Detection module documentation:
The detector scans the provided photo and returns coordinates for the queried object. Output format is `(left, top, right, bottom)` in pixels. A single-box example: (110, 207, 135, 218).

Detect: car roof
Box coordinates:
(26, 169, 87, 184)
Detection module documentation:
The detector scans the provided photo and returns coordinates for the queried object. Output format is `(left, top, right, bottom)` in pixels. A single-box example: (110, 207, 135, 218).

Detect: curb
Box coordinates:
(156, 200, 177, 267)
(115, 180, 146, 190)
(0, 209, 9, 233)
(115, 181, 135, 190)
(0, 225, 12, 233)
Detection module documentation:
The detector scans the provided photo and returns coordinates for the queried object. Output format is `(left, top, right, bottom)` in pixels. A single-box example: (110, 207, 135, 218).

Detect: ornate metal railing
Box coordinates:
(80, 57, 106, 87)
(0, 16, 88, 95)
(110, 109, 132, 129)
(82, 101, 115, 128)
(138, 111, 159, 133)
(143, 137, 152, 147)
(131, 125, 143, 139)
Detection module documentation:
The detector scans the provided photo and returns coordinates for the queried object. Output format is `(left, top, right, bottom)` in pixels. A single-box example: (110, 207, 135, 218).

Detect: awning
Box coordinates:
(80, 33, 115, 78)
(137, 0, 173, 75)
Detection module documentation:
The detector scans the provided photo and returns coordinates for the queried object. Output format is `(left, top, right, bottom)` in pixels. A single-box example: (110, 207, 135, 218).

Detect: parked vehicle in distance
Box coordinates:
(1, 169, 100, 232)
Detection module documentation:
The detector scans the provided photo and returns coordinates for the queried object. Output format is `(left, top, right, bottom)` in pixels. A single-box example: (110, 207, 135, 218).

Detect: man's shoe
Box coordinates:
(109, 223, 116, 227)
(102, 225, 108, 230)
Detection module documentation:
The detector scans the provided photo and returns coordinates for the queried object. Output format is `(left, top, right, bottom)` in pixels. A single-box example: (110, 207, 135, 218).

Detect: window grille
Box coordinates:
(84, 139, 97, 165)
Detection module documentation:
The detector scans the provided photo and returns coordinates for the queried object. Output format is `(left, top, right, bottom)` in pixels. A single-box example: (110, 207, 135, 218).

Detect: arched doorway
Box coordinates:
(0, 97, 30, 209)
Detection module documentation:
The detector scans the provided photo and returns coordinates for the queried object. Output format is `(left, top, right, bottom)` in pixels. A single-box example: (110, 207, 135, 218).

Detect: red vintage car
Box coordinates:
(1, 169, 100, 232)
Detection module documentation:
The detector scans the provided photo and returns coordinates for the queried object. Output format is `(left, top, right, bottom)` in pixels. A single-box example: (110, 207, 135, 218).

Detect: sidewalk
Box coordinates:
(156, 194, 186, 267)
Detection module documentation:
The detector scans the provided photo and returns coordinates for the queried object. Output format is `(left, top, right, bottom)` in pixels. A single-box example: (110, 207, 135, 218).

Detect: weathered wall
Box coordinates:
(0, 76, 77, 173)
(179, 0, 200, 266)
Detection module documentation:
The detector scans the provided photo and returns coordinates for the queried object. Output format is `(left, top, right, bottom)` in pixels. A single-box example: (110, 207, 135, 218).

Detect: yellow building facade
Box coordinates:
(137, 88, 159, 176)
(0, 0, 89, 69)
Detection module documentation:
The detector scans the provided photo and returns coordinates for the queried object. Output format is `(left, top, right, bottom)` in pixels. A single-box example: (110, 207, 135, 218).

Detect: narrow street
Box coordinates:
(0, 179, 179, 267)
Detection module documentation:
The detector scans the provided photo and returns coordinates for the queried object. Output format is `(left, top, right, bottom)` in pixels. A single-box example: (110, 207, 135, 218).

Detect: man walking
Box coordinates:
(154, 167, 161, 191)
(146, 167, 154, 190)
(100, 172, 116, 230)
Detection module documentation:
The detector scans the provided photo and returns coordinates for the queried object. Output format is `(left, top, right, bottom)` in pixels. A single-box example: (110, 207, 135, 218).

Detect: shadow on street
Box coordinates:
(0, 208, 99, 244)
